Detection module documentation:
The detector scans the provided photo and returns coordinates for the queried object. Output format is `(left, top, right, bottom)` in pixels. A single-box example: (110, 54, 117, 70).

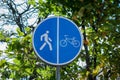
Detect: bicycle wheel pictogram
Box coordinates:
(60, 40, 67, 47)
(73, 40, 80, 47)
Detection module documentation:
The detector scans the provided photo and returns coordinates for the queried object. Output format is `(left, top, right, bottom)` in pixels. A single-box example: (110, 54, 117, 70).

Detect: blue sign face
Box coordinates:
(32, 16, 83, 66)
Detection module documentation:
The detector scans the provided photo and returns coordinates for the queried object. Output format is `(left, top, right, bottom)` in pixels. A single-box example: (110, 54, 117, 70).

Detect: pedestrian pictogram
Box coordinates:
(40, 30, 53, 51)
(32, 16, 83, 66)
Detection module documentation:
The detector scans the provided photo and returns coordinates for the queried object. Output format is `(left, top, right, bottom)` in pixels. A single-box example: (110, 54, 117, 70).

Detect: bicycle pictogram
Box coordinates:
(60, 35, 80, 48)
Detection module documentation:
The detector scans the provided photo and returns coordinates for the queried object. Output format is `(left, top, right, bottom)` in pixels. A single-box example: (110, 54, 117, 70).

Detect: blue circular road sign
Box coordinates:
(32, 16, 83, 66)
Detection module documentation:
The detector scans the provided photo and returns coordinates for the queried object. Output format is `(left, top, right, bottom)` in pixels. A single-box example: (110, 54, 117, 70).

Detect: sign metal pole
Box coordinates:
(56, 66, 60, 80)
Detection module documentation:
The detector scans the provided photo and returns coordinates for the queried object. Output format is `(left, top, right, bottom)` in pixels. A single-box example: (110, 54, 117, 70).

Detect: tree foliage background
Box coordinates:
(0, 0, 120, 80)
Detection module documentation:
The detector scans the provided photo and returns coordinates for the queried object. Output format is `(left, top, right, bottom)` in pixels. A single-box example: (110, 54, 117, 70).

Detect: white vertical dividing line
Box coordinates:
(57, 17, 59, 64)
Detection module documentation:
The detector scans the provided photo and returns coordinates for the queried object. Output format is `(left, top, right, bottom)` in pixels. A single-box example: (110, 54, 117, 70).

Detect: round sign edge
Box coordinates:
(32, 16, 83, 66)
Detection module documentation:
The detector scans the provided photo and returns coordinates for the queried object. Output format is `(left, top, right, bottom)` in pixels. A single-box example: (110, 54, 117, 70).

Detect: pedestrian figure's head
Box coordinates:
(46, 30, 49, 34)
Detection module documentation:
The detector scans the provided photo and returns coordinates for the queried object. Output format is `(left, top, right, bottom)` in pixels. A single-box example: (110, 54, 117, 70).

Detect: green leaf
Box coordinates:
(28, 0, 36, 5)
(0, 59, 6, 67)
(16, 28, 24, 36)
(25, 27, 31, 33)
(10, 73, 15, 78)
(25, 68, 33, 74)
(13, 59, 20, 65)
